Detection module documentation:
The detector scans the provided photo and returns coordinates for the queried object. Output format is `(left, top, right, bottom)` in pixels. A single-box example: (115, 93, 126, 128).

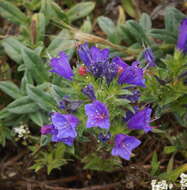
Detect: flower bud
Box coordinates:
(78, 65, 87, 76)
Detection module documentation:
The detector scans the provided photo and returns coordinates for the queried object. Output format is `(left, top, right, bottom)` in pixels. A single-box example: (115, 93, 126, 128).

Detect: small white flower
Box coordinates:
(151, 179, 171, 190)
(168, 183, 173, 190)
(180, 173, 187, 190)
(14, 124, 30, 139)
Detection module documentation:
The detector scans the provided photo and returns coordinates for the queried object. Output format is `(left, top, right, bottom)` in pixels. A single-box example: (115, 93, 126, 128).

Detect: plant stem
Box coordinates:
(52, 19, 141, 56)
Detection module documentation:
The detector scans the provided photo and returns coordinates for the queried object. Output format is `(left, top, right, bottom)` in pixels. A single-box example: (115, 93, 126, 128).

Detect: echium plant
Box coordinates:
(141, 18, 187, 128)
(41, 42, 154, 161)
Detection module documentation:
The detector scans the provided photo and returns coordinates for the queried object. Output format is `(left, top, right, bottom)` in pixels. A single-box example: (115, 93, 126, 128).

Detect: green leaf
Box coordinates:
(0, 123, 11, 146)
(164, 146, 177, 154)
(0, 81, 22, 99)
(117, 6, 126, 25)
(82, 153, 122, 171)
(120, 24, 136, 45)
(139, 13, 152, 31)
(30, 112, 46, 126)
(23, 0, 41, 11)
(165, 7, 186, 35)
(2, 37, 26, 64)
(0, 108, 14, 120)
(40, 0, 55, 20)
(118, 89, 133, 96)
(151, 151, 160, 176)
(159, 164, 187, 182)
(0, 61, 11, 80)
(97, 16, 120, 43)
(21, 47, 49, 84)
(150, 29, 176, 43)
(113, 98, 131, 106)
(20, 70, 34, 92)
(167, 155, 175, 173)
(30, 164, 43, 173)
(51, 1, 69, 23)
(66, 2, 95, 22)
(47, 30, 75, 56)
(40, 0, 68, 23)
(126, 20, 150, 44)
(122, 0, 138, 18)
(32, 13, 46, 42)
(81, 17, 92, 33)
(40, 135, 51, 146)
(97, 16, 116, 36)
(7, 96, 39, 114)
(27, 84, 56, 111)
(46, 144, 67, 174)
(0, 1, 28, 24)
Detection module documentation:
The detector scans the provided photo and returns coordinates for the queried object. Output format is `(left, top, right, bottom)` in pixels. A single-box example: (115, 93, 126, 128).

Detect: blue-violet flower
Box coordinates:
(112, 57, 128, 74)
(41, 124, 54, 135)
(103, 62, 118, 84)
(85, 100, 110, 129)
(82, 84, 96, 101)
(51, 113, 79, 139)
(111, 134, 141, 160)
(78, 43, 110, 78)
(118, 61, 145, 87)
(40, 124, 74, 146)
(98, 132, 111, 143)
(127, 108, 152, 133)
(143, 48, 156, 67)
(49, 51, 74, 80)
(176, 18, 187, 53)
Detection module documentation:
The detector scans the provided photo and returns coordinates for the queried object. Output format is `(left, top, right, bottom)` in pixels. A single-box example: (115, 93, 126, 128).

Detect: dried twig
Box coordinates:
(52, 19, 141, 57)
(44, 181, 121, 190)
(16, 178, 122, 190)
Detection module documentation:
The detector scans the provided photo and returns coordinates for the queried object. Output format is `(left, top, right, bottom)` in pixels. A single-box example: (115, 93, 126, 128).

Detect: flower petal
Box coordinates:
(49, 51, 74, 80)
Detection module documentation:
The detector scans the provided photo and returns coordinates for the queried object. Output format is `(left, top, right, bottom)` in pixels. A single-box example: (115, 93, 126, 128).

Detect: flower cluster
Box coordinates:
(180, 173, 187, 190)
(151, 180, 173, 190)
(41, 42, 156, 161)
(14, 124, 30, 139)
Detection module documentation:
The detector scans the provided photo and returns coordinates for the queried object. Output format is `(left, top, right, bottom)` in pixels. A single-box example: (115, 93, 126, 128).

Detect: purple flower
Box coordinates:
(78, 43, 109, 67)
(111, 134, 141, 160)
(124, 106, 139, 122)
(176, 18, 187, 53)
(82, 84, 96, 101)
(103, 62, 118, 84)
(78, 43, 93, 67)
(90, 46, 109, 63)
(78, 43, 110, 78)
(49, 51, 74, 80)
(78, 44, 121, 84)
(112, 57, 128, 74)
(52, 136, 74, 146)
(127, 108, 152, 133)
(51, 113, 79, 139)
(118, 61, 145, 87)
(143, 48, 156, 67)
(125, 90, 140, 103)
(40, 124, 74, 146)
(40, 121, 77, 146)
(98, 132, 111, 143)
(85, 100, 110, 129)
(40, 124, 54, 135)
